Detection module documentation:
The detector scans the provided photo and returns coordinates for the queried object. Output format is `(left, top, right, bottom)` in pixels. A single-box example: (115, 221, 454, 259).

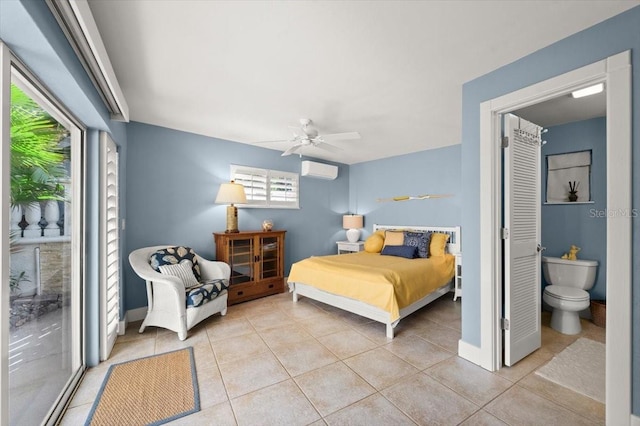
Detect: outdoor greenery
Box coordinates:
(9, 83, 69, 294)
(10, 83, 69, 207)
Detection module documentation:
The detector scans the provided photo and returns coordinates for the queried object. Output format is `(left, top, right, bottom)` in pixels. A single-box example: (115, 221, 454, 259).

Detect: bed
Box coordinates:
(288, 224, 461, 338)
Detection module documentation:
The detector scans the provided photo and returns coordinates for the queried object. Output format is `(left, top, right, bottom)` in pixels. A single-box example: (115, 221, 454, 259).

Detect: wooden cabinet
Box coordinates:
(213, 230, 286, 305)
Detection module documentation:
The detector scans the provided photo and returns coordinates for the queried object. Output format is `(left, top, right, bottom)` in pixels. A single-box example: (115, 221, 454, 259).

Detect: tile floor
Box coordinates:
(61, 292, 606, 425)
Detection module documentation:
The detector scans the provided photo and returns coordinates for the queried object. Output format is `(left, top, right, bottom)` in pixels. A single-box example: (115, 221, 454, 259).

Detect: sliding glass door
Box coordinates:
(1, 44, 85, 425)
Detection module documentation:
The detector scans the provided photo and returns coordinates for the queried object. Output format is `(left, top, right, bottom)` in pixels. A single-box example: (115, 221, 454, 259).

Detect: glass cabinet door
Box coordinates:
(228, 238, 254, 285)
(260, 236, 280, 280)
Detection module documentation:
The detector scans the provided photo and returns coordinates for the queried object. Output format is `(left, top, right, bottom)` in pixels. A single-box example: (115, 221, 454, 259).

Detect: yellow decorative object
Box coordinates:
(561, 245, 581, 260)
(364, 234, 384, 253)
(567, 245, 581, 260)
(376, 194, 453, 202)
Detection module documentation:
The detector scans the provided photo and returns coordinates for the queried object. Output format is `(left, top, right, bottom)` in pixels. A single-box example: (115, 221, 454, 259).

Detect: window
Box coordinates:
(545, 150, 592, 203)
(230, 165, 299, 209)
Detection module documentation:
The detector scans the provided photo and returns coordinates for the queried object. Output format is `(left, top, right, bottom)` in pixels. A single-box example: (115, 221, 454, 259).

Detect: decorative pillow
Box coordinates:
(149, 246, 201, 281)
(158, 260, 200, 289)
(429, 233, 450, 257)
(364, 233, 385, 253)
(403, 231, 431, 258)
(186, 279, 229, 308)
(381, 244, 417, 259)
(383, 231, 404, 247)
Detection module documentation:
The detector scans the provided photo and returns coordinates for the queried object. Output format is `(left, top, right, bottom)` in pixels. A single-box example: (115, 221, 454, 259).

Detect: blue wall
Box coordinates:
(124, 122, 349, 311)
(349, 145, 461, 236)
(541, 117, 607, 300)
(461, 7, 639, 413)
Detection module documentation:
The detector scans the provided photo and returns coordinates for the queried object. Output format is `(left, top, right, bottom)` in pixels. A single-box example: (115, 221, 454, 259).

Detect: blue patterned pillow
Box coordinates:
(381, 244, 417, 259)
(186, 279, 229, 308)
(403, 231, 431, 258)
(149, 246, 201, 281)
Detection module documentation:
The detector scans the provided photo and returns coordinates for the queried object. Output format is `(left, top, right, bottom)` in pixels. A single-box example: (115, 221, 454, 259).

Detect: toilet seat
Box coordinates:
(544, 285, 589, 302)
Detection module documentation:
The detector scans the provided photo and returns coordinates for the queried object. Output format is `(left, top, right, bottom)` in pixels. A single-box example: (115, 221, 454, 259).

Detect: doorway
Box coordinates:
(477, 51, 631, 424)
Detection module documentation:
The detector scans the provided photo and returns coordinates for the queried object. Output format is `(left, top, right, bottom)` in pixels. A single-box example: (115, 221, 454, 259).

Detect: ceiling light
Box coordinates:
(571, 83, 604, 99)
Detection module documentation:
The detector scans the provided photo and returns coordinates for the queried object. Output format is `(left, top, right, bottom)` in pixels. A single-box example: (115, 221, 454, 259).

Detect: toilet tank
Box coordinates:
(542, 256, 598, 290)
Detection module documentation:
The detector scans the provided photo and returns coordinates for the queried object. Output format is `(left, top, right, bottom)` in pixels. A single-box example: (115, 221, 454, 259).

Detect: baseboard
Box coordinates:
(458, 339, 483, 366)
(125, 307, 147, 323)
(631, 414, 640, 426)
(118, 307, 147, 335)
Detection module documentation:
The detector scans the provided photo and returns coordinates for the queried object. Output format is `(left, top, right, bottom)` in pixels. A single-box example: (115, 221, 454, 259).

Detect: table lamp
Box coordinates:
(215, 181, 247, 233)
(343, 214, 363, 243)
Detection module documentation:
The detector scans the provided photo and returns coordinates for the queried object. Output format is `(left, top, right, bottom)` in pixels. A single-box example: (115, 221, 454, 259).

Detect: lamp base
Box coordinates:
(225, 205, 239, 233)
(346, 228, 361, 243)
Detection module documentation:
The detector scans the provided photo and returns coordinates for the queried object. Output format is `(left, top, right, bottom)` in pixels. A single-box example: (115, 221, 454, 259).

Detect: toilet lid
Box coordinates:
(544, 285, 589, 301)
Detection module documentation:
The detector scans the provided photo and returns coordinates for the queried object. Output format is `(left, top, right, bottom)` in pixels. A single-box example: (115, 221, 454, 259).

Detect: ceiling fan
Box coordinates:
(261, 119, 361, 157)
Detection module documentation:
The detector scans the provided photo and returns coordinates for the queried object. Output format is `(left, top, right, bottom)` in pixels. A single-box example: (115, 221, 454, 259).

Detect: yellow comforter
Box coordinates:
(287, 252, 455, 321)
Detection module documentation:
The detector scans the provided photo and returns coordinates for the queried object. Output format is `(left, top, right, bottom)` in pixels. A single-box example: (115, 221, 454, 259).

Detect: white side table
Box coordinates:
(337, 241, 365, 254)
(453, 253, 462, 301)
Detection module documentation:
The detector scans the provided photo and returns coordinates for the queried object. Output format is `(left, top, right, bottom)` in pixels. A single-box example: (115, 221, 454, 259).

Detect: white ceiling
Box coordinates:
(87, 1, 638, 164)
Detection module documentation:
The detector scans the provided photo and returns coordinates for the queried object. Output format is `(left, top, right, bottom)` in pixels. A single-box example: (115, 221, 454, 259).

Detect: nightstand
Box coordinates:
(336, 241, 365, 254)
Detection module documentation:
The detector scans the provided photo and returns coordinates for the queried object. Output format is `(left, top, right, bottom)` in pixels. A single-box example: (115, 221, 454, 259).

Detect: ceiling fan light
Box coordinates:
(571, 83, 604, 99)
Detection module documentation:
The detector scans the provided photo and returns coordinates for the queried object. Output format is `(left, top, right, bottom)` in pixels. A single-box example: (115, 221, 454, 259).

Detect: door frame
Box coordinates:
(477, 51, 631, 424)
(0, 41, 87, 426)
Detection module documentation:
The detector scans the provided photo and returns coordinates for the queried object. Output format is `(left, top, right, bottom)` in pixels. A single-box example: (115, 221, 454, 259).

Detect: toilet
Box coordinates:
(542, 256, 598, 335)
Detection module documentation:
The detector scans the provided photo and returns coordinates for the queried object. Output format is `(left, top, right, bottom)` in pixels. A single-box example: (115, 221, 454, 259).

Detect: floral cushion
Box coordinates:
(149, 246, 201, 281)
(186, 279, 229, 308)
(403, 231, 431, 258)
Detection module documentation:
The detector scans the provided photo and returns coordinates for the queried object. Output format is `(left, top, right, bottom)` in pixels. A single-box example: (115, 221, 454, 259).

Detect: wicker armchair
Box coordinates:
(129, 245, 230, 340)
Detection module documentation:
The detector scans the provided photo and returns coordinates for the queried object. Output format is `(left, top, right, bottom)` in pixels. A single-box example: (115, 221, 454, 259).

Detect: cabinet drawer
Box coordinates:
(228, 279, 284, 304)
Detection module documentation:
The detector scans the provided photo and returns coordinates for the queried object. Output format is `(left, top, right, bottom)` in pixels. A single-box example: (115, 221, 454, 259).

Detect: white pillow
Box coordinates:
(158, 260, 199, 289)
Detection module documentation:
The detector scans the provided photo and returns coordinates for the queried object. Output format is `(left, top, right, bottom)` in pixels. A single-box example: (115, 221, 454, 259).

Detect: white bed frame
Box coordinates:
(289, 225, 461, 339)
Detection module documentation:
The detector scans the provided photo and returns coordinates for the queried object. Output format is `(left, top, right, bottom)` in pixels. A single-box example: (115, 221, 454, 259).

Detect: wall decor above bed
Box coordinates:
(288, 224, 461, 339)
(376, 194, 453, 202)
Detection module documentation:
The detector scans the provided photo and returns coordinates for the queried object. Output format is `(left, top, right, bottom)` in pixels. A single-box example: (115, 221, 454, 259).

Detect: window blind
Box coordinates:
(230, 165, 299, 209)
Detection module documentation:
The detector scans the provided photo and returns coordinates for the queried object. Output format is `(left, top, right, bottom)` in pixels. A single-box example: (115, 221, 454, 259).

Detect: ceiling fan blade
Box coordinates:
(254, 139, 291, 144)
(319, 131, 361, 141)
(315, 142, 343, 153)
(281, 144, 302, 156)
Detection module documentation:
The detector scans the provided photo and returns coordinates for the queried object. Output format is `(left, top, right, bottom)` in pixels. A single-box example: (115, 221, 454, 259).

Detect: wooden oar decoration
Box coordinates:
(376, 194, 453, 202)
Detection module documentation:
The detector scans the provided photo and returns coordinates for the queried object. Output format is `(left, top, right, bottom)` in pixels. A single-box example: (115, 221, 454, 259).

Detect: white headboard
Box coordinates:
(372, 224, 461, 254)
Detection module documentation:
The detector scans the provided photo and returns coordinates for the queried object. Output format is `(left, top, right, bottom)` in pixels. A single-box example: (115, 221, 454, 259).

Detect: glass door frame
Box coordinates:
(0, 41, 86, 425)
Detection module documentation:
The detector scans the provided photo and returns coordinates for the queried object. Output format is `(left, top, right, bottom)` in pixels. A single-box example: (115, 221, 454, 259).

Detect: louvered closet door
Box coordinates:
(503, 114, 542, 366)
(100, 132, 120, 361)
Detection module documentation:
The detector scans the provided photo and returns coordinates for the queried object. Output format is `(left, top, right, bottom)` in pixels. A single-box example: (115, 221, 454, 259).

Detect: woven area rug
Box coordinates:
(85, 347, 199, 426)
(535, 337, 605, 403)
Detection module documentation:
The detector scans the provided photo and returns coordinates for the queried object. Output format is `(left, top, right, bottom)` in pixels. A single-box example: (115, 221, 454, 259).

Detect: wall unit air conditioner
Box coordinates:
(301, 161, 338, 180)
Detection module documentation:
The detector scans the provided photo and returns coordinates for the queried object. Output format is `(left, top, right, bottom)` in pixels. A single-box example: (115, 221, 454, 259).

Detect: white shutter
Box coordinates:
(230, 165, 299, 209)
(100, 132, 119, 361)
(268, 170, 298, 208)
(231, 165, 268, 205)
(503, 114, 542, 366)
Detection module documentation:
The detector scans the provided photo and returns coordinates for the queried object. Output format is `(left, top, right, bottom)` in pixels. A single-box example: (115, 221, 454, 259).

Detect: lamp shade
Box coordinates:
(342, 214, 363, 229)
(215, 181, 247, 204)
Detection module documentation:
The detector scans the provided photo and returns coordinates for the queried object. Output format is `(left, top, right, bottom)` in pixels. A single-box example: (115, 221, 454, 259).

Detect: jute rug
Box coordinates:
(85, 347, 200, 426)
(535, 337, 605, 403)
